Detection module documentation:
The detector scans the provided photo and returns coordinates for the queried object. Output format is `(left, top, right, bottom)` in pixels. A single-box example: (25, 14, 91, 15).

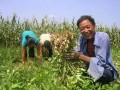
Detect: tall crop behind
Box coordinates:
(0, 14, 120, 48)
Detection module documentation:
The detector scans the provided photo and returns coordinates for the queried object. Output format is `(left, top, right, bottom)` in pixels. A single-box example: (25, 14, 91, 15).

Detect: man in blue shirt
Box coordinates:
(65, 15, 119, 84)
(21, 30, 42, 64)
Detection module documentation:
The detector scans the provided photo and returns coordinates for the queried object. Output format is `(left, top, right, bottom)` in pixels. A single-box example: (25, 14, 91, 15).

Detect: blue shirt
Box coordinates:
(74, 32, 119, 80)
(21, 30, 39, 46)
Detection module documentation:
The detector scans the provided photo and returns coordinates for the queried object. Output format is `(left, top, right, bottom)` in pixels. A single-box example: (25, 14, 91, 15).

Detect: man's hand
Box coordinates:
(22, 61, 25, 64)
(22, 57, 27, 64)
(37, 56, 42, 64)
(63, 51, 81, 60)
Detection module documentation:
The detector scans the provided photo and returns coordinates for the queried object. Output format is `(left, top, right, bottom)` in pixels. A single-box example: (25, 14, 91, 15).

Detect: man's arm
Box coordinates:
(79, 53, 91, 63)
(22, 46, 27, 64)
(36, 43, 42, 63)
(40, 43, 43, 57)
(65, 51, 91, 63)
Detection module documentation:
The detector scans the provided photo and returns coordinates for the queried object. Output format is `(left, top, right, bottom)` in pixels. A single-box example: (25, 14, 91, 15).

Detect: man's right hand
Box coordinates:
(37, 56, 42, 64)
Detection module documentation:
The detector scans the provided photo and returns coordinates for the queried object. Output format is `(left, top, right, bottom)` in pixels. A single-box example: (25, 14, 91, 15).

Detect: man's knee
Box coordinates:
(97, 68, 114, 84)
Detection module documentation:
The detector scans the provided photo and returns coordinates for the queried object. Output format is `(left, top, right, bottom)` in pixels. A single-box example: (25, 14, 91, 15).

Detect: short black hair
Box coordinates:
(25, 35, 35, 45)
(44, 40, 52, 49)
(77, 15, 95, 28)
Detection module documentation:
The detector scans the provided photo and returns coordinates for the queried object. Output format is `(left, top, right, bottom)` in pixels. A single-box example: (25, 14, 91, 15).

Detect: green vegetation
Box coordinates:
(0, 15, 120, 90)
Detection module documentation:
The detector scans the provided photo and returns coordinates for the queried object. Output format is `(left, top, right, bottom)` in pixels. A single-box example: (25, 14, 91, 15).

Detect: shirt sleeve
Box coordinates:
(35, 38, 40, 45)
(87, 33, 110, 80)
(22, 41, 26, 46)
(21, 36, 27, 46)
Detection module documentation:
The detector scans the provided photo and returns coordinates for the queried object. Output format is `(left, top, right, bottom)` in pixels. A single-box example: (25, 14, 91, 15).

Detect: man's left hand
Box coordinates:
(63, 51, 81, 60)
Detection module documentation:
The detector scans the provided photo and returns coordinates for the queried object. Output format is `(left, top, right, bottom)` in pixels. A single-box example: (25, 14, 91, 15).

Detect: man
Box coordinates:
(39, 33, 53, 58)
(65, 15, 119, 84)
(21, 30, 42, 64)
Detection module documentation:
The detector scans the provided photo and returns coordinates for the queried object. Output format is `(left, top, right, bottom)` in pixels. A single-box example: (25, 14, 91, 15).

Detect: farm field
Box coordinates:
(0, 47, 120, 90)
(0, 15, 120, 90)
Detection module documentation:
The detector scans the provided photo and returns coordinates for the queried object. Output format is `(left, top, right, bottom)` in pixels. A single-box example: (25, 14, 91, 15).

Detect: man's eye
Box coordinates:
(86, 26, 90, 29)
(80, 27, 84, 30)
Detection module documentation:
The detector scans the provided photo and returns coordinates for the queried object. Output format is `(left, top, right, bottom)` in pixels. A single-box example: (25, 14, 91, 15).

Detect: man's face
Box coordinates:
(28, 44, 34, 48)
(79, 19, 95, 39)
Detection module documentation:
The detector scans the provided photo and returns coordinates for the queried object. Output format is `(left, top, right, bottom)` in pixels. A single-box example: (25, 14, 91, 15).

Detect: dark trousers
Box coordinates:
(25, 47, 35, 58)
(97, 68, 114, 84)
(48, 48, 53, 57)
(44, 40, 53, 57)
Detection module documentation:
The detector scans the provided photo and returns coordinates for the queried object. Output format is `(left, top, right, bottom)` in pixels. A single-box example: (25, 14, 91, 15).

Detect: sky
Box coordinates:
(0, 0, 120, 28)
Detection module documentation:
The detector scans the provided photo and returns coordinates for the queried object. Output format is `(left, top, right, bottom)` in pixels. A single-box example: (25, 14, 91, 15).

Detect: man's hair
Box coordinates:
(25, 35, 35, 45)
(77, 15, 96, 28)
(44, 40, 52, 49)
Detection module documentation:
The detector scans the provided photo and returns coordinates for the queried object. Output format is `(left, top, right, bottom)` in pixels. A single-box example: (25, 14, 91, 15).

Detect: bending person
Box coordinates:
(21, 30, 42, 64)
(39, 33, 53, 58)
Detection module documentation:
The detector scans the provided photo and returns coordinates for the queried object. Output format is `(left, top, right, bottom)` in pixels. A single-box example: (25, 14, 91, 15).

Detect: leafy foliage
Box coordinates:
(0, 15, 120, 89)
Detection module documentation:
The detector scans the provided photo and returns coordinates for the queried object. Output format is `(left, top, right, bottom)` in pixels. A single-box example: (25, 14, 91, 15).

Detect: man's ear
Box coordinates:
(93, 25, 96, 29)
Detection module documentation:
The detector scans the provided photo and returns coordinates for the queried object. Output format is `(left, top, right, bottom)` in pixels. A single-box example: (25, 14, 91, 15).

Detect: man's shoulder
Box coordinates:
(95, 32, 110, 42)
(23, 30, 34, 34)
(96, 32, 109, 38)
(40, 34, 50, 37)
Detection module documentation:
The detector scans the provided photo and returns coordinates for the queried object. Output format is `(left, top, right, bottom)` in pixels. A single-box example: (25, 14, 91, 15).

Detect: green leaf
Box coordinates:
(11, 83, 21, 88)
